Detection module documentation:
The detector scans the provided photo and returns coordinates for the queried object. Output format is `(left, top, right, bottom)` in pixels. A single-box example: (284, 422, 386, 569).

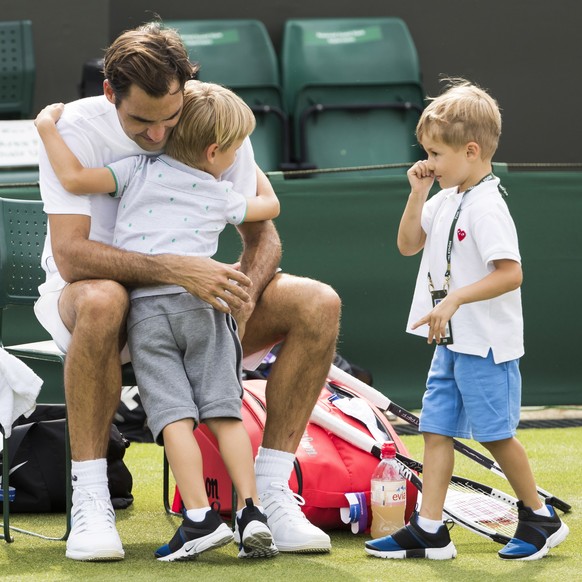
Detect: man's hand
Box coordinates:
(168, 255, 252, 313)
(230, 296, 255, 340)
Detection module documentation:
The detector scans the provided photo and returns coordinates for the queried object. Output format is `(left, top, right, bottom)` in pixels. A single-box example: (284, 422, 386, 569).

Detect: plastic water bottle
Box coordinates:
(370, 442, 406, 538)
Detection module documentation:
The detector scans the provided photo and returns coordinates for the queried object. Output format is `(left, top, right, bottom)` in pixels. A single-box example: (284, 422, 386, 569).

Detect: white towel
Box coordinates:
(0, 348, 43, 438)
(331, 396, 388, 443)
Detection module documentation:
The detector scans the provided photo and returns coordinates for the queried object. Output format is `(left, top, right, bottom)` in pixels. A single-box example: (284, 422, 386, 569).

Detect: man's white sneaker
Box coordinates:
(66, 489, 124, 561)
(259, 482, 331, 553)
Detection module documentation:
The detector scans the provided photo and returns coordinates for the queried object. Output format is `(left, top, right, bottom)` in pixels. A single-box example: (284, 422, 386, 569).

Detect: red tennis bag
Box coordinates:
(171, 378, 417, 532)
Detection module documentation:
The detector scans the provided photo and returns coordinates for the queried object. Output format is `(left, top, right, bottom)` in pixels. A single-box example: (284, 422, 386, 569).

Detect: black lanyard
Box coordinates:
(427, 173, 505, 292)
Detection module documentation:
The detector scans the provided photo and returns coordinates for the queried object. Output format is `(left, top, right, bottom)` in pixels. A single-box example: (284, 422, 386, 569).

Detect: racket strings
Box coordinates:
(445, 481, 517, 538)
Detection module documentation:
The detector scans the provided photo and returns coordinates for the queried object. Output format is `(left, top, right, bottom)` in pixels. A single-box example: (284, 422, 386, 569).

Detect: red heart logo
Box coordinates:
(457, 229, 466, 241)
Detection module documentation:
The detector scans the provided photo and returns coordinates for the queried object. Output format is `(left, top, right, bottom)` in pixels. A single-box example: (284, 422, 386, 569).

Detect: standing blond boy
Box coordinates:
(366, 80, 569, 561)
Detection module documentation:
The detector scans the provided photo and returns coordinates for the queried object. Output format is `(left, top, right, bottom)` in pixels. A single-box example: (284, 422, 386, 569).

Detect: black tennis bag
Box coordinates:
(0, 405, 133, 513)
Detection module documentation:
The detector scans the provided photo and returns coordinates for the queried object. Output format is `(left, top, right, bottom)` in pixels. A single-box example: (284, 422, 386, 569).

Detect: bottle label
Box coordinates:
(371, 479, 407, 506)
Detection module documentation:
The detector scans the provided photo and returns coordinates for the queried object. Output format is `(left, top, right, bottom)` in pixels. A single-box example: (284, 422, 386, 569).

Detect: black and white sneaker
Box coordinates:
(235, 498, 278, 558)
(365, 512, 457, 560)
(498, 501, 569, 560)
(155, 504, 234, 561)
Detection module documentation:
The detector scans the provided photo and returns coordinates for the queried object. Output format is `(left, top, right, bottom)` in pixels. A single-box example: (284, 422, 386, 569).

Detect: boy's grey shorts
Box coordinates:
(127, 292, 243, 444)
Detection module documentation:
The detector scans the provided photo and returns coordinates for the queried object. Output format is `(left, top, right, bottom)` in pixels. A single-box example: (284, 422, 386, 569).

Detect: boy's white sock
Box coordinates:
(533, 504, 551, 517)
(254, 446, 295, 495)
(416, 515, 444, 534)
(186, 506, 211, 522)
(71, 458, 109, 498)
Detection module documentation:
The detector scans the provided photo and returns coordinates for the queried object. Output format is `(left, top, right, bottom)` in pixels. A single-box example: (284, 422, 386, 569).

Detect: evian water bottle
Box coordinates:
(370, 441, 406, 538)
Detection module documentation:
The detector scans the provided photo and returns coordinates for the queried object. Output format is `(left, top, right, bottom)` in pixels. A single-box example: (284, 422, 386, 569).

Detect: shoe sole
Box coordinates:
(66, 548, 125, 561)
(499, 522, 570, 561)
(239, 522, 278, 558)
(238, 532, 279, 559)
(157, 524, 234, 562)
(365, 542, 457, 560)
(275, 542, 331, 553)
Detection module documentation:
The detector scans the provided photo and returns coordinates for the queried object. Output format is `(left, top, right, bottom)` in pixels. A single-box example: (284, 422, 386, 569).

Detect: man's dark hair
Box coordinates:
(103, 22, 197, 104)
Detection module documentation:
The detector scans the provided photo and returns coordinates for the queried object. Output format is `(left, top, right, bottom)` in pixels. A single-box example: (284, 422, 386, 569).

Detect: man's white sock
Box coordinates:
(254, 446, 295, 495)
(71, 458, 109, 498)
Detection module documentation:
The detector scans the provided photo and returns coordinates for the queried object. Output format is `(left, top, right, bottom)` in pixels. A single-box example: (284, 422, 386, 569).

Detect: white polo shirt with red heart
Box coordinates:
(406, 176, 524, 364)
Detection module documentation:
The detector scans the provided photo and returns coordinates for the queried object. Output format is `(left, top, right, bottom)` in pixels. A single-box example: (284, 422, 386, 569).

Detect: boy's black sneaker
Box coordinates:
(498, 501, 569, 560)
(155, 505, 234, 561)
(235, 498, 278, 558)
(365, 512, 457, 560)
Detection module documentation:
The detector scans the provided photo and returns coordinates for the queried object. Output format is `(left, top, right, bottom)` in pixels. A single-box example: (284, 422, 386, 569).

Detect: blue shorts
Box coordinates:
(419, 346, 521, 442)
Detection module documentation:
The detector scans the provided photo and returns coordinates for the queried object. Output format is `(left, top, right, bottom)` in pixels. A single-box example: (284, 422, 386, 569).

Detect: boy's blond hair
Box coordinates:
(416, 79, 502, 159)
(166, 80, 256, 167)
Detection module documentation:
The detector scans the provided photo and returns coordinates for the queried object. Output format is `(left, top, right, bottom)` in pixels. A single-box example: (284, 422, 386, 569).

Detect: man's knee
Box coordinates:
(295, 279, 341, 330)
(73, 280, 129, 329)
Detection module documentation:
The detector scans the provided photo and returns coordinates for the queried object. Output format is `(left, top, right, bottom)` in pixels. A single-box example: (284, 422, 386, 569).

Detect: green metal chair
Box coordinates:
(165, 19, 289, 172)
(0, 20, 35, 120)
(281, 18, 425, 172)
(0, 197, 72, 541)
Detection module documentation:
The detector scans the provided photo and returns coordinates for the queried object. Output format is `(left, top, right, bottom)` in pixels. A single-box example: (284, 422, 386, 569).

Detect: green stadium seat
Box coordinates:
(0, 199, 62, 399)
(0, 198, 70, 542)
(164, 19, 289, 172)
(282, 18, 424, 172)
(0, 21, 35, 120)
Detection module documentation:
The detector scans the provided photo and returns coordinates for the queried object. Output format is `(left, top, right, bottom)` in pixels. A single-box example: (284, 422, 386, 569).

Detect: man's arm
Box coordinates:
(229, 167, 282, 335)
(50, 214, 252, 313)
(237, 167, 282, 297)
(237, 220, 282, 300)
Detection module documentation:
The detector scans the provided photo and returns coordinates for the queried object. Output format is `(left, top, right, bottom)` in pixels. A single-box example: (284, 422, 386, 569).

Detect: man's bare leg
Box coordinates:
(61, 280, 128, 460)
(60, 279, 128, 561)
(242, 273, 341, 453)
(242, 273, 341, 552)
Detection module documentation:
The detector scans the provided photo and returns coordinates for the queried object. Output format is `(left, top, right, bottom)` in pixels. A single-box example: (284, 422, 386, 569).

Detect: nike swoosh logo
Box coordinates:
(0, 461, 28, 486)
(9, 461, 28, 475)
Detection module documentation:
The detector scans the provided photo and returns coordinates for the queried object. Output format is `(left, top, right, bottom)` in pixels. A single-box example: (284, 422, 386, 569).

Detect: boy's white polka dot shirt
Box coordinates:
(107, 154, 248, 299)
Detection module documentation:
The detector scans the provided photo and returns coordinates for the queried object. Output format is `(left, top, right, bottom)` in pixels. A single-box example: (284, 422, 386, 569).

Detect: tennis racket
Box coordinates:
(327, 364, 571, 513)
(309, 403, 519, 544)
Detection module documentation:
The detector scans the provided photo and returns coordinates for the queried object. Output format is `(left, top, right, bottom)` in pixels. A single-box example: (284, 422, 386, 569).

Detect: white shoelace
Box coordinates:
(71, 488, 116, 533)
(261, 481, 310, 526)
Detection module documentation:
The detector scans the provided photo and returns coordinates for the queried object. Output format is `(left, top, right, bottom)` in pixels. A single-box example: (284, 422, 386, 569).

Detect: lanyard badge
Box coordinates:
(426, 195, 462, 346)
(429, 287, 454, 344)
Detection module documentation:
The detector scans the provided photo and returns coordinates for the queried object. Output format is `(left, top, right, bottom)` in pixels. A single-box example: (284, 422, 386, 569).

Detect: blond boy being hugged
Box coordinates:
(36, 81, 281, 561)
(365, 80, 569, 561)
